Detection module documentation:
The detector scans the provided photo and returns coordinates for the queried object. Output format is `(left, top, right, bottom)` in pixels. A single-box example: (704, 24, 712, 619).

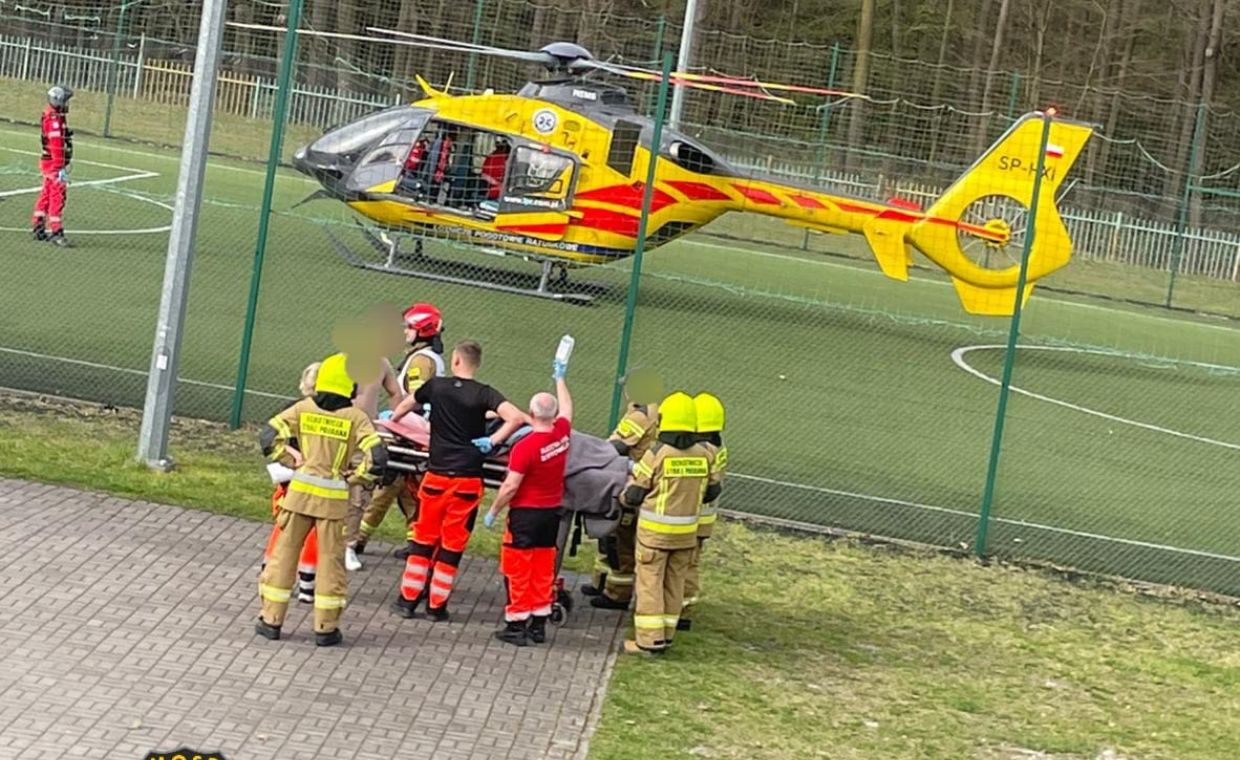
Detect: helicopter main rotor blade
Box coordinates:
(574, 59, 798, 104)
(367, 26, 557, 66)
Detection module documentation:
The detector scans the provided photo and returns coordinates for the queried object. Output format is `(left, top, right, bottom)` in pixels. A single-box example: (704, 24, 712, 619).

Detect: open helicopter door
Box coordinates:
(491, 144, 578, 241)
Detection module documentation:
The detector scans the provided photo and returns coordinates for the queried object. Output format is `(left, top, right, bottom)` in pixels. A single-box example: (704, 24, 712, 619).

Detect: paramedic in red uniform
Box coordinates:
(480, 139, 510, 200)
(32, 85, 74, 247)
(484, 358, 573, 646)
(391, 339, 526, 621)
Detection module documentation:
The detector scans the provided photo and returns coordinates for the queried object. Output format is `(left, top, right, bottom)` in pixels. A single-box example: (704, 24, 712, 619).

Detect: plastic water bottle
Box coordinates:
(555, 334, 575, 366)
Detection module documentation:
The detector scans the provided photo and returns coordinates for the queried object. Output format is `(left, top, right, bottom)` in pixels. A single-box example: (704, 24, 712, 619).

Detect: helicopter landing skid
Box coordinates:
(327, 224, 603, 305)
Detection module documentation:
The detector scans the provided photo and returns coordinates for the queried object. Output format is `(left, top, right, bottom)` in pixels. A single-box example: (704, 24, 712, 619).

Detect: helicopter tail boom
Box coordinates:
(726, 112, 1093, 315)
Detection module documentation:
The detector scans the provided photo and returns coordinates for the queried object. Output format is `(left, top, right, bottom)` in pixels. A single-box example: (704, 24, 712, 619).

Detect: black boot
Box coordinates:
(424, 603, 450, 623)
(580, 582, 605, 597)
(590, 594, 630, 610)
(676, 618, 693, 631)
(494, 621, 528, 647)
(392, 543, 412, 559)
(316, 629, 343, 647)
(32, 222, 47, 241)
(391, 596, 419, 619)
(46, 230, 72, 248)
(528, 616, 548, 644)
(255, 617, 281, 640)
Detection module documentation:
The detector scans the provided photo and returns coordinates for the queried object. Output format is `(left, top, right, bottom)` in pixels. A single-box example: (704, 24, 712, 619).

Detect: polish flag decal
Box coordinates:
(1045, 143, 1065, 159)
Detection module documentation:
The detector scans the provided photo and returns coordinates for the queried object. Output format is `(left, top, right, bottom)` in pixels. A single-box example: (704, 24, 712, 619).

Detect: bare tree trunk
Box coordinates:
(1189, 0, 1225, 229)
(926, 0, 955, 164)
(845, 0, 876, 175)
(336, 0, 359, 94)
(1164, 0, 1209, 200)
(975, 0, 1013, 152)
(391, 1, 419, 94)
(1083, 0, 1124, 207)
(1096, 0, 1138, 203)
(966, 0, 995, 112)
(890, 0, 902, 59)
(1027, 0, 1053, 109)
(307, 0, 335, 90)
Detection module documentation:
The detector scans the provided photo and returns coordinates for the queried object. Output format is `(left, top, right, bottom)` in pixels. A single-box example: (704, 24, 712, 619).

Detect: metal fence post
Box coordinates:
(229, 0, 305, 429)
(646, 15, 666, 117)
(1006, 71, 1021, 120)
(135, 0, 228, 469)
(974, 110, 1055, 556)
(465, 0, 486, 93)
(21, 36, 32, 80)
(1165, 100, 1206, 308)
(608, 53, 673, 430)
(667, 0, 696, 131)
(803, 42, 842, 250)
(132, 33, 146, 98)
(103, 0, 139, 138)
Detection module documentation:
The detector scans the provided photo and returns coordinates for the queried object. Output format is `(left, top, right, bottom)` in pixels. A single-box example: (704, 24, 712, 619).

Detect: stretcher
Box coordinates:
(376, 412, 627, 625)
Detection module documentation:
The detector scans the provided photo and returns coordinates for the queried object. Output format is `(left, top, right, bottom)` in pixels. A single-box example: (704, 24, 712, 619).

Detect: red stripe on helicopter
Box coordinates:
(573, 207, 640, 237)
(731, 184, 781, 206)
(575, 184, 677, 213)
(789, 194, 825, 210)
(665, 181, 732, 202)
(496, 223, 570, 236)
(834, 200, 1005, 242)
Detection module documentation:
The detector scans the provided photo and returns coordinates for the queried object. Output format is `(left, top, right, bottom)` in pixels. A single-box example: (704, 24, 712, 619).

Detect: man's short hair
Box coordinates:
(453, 339, 483, 369)
(529, 392, 558, 421)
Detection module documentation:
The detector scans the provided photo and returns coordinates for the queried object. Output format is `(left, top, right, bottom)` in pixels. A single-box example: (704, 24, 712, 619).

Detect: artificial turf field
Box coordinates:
(1, 122, 1237, 596)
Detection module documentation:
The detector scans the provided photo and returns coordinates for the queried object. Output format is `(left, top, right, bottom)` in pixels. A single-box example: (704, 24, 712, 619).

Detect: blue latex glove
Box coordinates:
(422, 402, 432, 419)
(472, 436, 494, 454)
(552, 359, 567, 380)
(56, 168, 67, 184)
(483, 511, 496, 529)
(378, 410, 394, 421)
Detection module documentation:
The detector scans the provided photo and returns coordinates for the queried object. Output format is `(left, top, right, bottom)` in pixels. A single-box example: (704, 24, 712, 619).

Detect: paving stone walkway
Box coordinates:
(0, 479, 626, 760)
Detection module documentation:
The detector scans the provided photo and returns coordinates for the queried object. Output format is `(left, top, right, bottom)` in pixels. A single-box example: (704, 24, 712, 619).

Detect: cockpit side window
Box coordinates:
(607, 121, 642, 176)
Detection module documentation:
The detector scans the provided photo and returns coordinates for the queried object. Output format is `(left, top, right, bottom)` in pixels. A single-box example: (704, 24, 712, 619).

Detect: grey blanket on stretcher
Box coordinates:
(560, 431, 627, 539)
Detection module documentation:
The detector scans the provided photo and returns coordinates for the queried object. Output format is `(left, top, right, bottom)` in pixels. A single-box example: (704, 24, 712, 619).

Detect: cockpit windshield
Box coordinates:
(309, 106, 427, 157)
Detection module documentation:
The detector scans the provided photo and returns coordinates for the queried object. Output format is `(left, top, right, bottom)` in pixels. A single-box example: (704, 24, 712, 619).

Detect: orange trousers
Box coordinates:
(399, 472, 482, 610)
(263, 484, 317, 577)
(500, 507, 559, 622)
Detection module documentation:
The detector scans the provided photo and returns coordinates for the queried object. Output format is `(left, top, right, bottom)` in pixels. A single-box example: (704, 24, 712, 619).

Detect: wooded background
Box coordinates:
(5, 0, 1240, 226)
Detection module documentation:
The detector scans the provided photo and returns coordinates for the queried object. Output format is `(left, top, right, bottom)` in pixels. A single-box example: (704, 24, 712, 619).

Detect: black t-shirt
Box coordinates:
(415, 376, 506, 475)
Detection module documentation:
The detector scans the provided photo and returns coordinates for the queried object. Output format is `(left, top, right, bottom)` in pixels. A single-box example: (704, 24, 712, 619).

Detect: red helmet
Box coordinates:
(403, 302, 443, 339)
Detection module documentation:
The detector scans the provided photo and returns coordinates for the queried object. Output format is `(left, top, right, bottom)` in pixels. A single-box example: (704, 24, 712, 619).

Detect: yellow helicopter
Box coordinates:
(290, 33, 1094, 314)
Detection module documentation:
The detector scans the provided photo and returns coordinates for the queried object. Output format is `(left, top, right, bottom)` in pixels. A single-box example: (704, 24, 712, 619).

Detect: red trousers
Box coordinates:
(400, 472, 482, 609)
(500, 507, 560, 622)
(31, 172, 66, 232)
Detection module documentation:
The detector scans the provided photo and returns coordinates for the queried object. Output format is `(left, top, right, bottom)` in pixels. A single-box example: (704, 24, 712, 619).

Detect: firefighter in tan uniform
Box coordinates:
(587, 367, 662, 609)
(354, 303, 445, 558)
(256, 353, 389, 647)
(679, 392, 727, 631)
(620, 392, 721, 654)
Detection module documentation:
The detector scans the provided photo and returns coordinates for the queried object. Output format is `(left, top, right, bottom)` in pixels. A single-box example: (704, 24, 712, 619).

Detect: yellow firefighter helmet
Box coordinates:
(314, 353, 355, 397)
(658, 391, 697, 434)
(693, 393, 725, 433)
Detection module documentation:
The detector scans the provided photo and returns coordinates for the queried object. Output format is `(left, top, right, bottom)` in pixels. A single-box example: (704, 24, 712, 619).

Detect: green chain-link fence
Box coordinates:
(0, 3, 1237, 598)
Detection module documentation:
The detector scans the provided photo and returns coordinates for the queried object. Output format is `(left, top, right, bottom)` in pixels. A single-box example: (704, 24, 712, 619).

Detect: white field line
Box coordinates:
(0, 171, 157, 198)
(0, 126, 284, 177)
(951, 344, 1240, 451)
(4, 343, 1236, 564)
(0, 143, 167, 174)
(728, 471, 1240, 564)
(0, 346, 292, 401)
(683, 239, 1240, 335)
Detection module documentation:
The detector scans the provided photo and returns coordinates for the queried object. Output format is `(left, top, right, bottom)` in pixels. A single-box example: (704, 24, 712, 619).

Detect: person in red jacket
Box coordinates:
(32, 85, 74, 248)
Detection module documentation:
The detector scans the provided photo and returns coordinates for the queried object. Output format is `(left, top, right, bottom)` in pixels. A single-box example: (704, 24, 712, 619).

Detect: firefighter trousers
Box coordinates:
(31, 174, 66, 232)
(500, 507, 559, 622)
(680, 537, 707, 622)
(632, 540, 692, 651)
(357, 475, 418, 547)
(399, 472, 481, 610)
(259, 508, 347, 633)
(601, 508, 637, 602)
(262, 484, 317, 596)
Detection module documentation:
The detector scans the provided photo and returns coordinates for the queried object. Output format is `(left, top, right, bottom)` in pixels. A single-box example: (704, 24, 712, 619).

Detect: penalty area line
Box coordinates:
(728, 471, 1240, 564)
(0, 171, 158, 198)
